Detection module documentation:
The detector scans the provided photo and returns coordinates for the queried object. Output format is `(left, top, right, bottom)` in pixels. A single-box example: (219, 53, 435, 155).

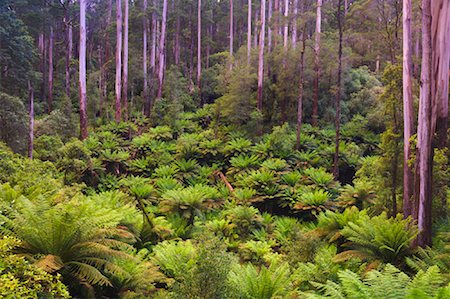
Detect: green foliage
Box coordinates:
(0, 92, 28, 153)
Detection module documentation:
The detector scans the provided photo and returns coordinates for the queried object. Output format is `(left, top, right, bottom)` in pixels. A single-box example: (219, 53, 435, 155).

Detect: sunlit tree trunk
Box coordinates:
(151, 0, 157, 73)
(283, 0, 288, 48)
(333, 0, 343, 179)
(247, 0, 252, 65)
(48, 26, 54, 113)
(257, 0, 266, 112)
(416, 0, 432, 247)
(292, 0, 298, 48)
(28, 80, 34, 159)
(296, 3, 306, 150)
(65, 2, 72, 98)
(230, 0, 234, 62)
(402, 0, 414, 217)
(312, 0, 322, 126)
(156, 0, 168, 100)
(115, 0, 123, 122)
(268, 0, 273, 51)
(122, 0, 129, 120)
(197, 0, 202, 88)
(274, 0, 279, 47)
(143, 0, 150, 116)
(79, 0, 88, 139)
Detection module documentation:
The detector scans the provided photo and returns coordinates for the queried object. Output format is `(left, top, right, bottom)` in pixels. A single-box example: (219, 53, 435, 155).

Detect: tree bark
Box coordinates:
(292, 0, 298, 48)
(402, 0, 414, 217)
(115, 0, 123, 122)
(268, 0, 273, 51)
(48, 26, 54, 113)
(416, 0, 432, 247)
(143, 0, 150, 116)
(296, 7, 306, 151)
(283, 0, 289, 48)
(333, 0, 343, 179)
(197, 0, 202, 88)
(257, 0, 266, 112)
(28, 80, 34, 159)
(312, 0, 322, 126)
(230, 0, 234, 60)
(65, 3, 72, 98)
(122, 0, 129, 121)
(247, 0, 252, 65)
(156, 0, 168, 100)
(79, 0, 88, 140)
(175, 13, 181, 65)
(274, 0, 279, 47)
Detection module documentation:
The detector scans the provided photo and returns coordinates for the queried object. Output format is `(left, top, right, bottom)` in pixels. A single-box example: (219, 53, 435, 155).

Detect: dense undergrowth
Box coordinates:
(1, 107, 449, 298)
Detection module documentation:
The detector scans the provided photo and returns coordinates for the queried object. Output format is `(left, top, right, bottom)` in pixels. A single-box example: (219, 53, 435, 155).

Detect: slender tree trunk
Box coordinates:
(312, 0, 322, 126)
(175, 13, 181, 65)
(143, 0, 150, 116)
(65, 4, 72, 98)
(296, 16, 306, 150)
(402, 0, 414, 217)
(247, 0, 252, 65)
(197, 0, 202, 88)
(268, 0, 273, 51)
(257, 0, 266, 112)
(333, 0, 343, 179)
(115, 0, 123, 122)
(375, 54, 380, 73)
(151, 0, 157, 72)
(98, 45, 104, 118)
(292, 0, 298, 48)
(254, 8, 259, 48)
(79, 0, 88, 139)
(274, 0, 279, 47)
(283, 0, 289, 48)
(416, 0, 432, 247)
(28, 80, 34, 159)
(230, 0, 234, 61)
(156, 0, 168, 100)
(122, 0, 129, 121)
(48, 26, 54, 113)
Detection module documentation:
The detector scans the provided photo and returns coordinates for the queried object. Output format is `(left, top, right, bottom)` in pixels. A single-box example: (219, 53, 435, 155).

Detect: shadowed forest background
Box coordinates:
(0, 0, 449, 298)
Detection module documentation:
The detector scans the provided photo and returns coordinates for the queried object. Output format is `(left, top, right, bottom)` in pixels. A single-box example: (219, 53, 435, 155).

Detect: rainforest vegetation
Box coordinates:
(0, 0, 449, 298)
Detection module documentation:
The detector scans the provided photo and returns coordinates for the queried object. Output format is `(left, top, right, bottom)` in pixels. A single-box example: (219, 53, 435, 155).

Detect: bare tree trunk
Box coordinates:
(268, 0, 273, 51)
(122, 0, 129, 121)
(333, 0, 343, 179)
(28, 80, 34, 159)
(156, 0, 168, 100)
(296, 11, 306, 150)
(402, 0, 414, 217)
(115, 0, 123, 122)
(79, 0, 88, 139)
(416, 0, 432, 247)
(48, 26, 54, 113)
(175, 13, 181, 65)
(254, 8, 259, 48)
(143, 0, 150, 116)
(283, 0, 289, 48)
(197, 0, 202, 88)
(98, 45, 104, 118)
(274, 0, 279, 47)
(247, 0, 252, 64)
(257, 0, 266, 112)
(375, 54, 380, 73)
(65, 3, 72, 98)
(312, 0, 322, 126)
(292, 0, 298, 48)
(230, 0, 234, 61)
(151, 0, 157, 72)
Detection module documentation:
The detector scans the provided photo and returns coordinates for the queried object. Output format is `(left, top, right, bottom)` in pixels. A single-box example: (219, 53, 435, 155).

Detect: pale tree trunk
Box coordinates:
(38, 32, 45, 99)
(230, 0, 234, 60)
(283, 0, 289, 48)
(274, 0, 279, 47)
(254, 8, 259, 48)
(79, 0, 88, 139)
(402, 0, 414, 217)
(48, 26, 54, 113)
(28, 80, 34, 159)
(312, 0, 322, 126)
(257, 0, 266, 112)
(156, 0, 168, 100)
(416, 0, 432, 247)
(98, 45, 104, 117)
(151, 0, 157, 72)
(115, 0, 122, 122)
(375, 54, 380, 73)
(296, 4, 306, 150)
(292, 0, 298, 48)
(65, 2, 72, 98)
(268, 0, 272, 51)
(175, 13, 181, 65)
(197, 0, 202, 88)
(333, 0, 343, 179)
(122, 0, 129, 121)
(143, 0, 150, 116)
(247, 0, 252, 65)
(102, 0, 112, 119)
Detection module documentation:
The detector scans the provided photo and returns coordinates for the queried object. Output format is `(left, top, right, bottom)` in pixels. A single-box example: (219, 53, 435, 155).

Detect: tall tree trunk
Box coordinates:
(175, 13, 181, 65)
(416, 0, 432, 247)
(274, 0, 279, 47)
(98, 45, 104, 118)
(333, 0, 343, 179)
(122, 0, 129, 121)
(402, 0, 414, 217)
(115, 0, 123, 122)
(296, 11, 306, 151)
(247, 0, 252, 65)
(254, 8, 259, 48)
(143, 0, 150, 116)
(257, 0, 266, 112)
(79, 0, 88, 140)
(28, 80, 34, 159)
(197, 0, 202, 88)
(292, 0, 298, 48)
(48, 26, 54, 113)
(230, 0, 234, 60)
(312, 0, 322, 126)
(65, 3, 72, 98)
(268, 0, 273, 51)
(283, 0, 289, 48)
(151, 0, 157, 72)
(156, 0, 168, 100)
